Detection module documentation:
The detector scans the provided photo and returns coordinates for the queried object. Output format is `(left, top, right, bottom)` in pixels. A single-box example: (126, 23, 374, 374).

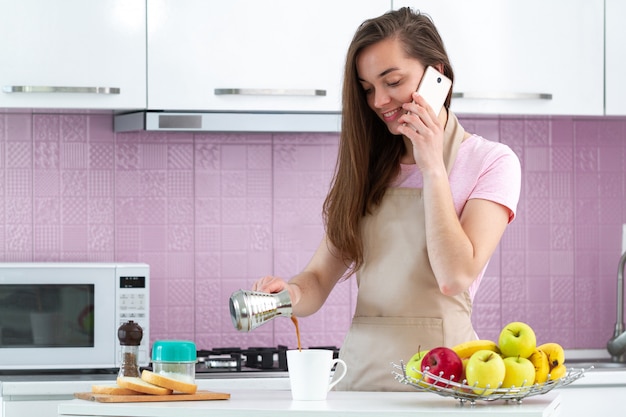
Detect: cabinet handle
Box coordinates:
(452, 92, 552, 100)
(2, 86, 121, 94)
(214, 88, 326, 97)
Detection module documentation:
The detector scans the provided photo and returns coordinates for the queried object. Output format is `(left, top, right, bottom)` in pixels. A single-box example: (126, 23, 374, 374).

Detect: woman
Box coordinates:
(252, 7, 521, 391)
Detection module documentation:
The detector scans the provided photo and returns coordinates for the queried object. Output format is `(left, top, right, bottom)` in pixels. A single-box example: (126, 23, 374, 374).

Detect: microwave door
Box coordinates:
(0, 284, 94, 347)
(0, 266, 117, 370)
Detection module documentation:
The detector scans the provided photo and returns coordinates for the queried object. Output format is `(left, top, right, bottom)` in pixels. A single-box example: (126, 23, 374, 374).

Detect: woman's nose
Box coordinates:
(373, 90, 391, 109)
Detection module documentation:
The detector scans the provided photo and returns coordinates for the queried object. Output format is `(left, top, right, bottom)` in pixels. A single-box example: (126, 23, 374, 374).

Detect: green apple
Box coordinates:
(405, 349, 429, 381)
(498, 322, 537, 359)
(501, 356, 536, 389)
(465, 350, 506, 395)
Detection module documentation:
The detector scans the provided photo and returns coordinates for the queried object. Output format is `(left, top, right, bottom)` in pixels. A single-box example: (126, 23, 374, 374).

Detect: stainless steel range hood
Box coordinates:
(114, 111, 342, 133)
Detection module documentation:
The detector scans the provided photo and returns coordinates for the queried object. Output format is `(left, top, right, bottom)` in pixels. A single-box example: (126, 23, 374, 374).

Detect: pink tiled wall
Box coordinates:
(1, 111, 625, 351)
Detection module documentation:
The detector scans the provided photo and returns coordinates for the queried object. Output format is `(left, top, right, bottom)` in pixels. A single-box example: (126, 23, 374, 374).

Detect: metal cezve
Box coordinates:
(229, 289, 292, 332)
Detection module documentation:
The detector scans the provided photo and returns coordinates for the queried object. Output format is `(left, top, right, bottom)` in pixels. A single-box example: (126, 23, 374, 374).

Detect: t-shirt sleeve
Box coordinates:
(470, 144, 521, 223)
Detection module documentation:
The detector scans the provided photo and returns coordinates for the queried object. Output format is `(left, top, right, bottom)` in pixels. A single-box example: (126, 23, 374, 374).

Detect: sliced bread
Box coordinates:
(91, 384, 144, 396)
(141, 370, 198, 394)
(116, 376, 173, 395)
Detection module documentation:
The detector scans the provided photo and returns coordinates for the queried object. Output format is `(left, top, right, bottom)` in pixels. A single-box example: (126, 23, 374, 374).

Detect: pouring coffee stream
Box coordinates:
(229, 289, 302, 350)
(291, 316, 302, 352)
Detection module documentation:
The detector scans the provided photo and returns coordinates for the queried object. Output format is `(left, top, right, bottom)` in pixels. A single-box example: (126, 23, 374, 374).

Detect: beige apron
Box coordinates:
(334, 112, 476, 391)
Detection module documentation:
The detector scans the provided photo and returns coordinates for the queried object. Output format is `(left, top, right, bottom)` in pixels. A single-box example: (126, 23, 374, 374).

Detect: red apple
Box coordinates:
(420, 347, 464, 385)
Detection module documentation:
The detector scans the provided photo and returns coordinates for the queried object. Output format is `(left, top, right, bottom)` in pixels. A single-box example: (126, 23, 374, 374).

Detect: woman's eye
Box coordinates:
(388, 81, 400, 87)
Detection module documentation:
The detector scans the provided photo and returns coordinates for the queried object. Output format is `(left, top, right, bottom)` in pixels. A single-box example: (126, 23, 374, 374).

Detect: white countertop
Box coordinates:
(3, 365, 625, 417)
(566, 368, 626, 386)
(58, 389, 562, 417)
(55, 368, 626, 417)
(4, 368, 618, 397)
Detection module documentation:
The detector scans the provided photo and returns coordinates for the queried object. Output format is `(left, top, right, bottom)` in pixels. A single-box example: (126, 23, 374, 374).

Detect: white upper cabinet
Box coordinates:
(393, 0, 604, 116)
(147, 0, 391, 112)
(605, 0, 626, 115)
(0, 0, 146, 110)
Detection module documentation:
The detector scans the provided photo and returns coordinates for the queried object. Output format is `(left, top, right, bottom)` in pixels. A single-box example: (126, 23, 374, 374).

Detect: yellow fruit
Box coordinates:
(548, 363, 567, 380)
(405, 349, 429, 387)
(498, 322, 536, 359)
(501, 356, 536, 389)
(406, 350, 428, 375)
(465, 350, 506, 395)
(528, 348, 550, 384)
(451, 339, 499, 359)
(538, 342, 565, 368)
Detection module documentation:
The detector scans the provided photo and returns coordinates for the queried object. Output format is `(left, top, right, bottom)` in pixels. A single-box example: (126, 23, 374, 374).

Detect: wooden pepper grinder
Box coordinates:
(117, 320, 143, 378)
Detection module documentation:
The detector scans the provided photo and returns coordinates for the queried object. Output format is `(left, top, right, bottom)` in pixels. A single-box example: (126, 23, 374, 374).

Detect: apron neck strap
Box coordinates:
(442, 110, 465, 175)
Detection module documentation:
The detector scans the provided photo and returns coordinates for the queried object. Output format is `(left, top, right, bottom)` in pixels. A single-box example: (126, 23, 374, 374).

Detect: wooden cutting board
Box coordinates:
(75, 390, 230, 403)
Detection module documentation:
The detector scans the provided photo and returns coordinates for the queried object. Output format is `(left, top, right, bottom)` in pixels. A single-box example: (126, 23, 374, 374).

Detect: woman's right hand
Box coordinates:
(252, 276, 302, 307)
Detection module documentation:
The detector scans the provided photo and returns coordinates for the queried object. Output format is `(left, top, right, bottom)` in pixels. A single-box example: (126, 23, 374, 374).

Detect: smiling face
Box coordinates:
(356, 37, 426, 135)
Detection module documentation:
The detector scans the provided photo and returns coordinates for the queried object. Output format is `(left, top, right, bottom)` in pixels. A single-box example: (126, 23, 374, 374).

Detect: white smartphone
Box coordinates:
(415, 66, 452, 115)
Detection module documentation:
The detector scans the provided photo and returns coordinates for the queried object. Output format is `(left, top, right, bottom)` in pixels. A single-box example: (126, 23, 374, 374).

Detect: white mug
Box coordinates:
(287, 349, 347, 401)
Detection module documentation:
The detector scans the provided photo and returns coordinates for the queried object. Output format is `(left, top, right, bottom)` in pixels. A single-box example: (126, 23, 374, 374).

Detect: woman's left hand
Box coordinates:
(397, 93, 446, 174)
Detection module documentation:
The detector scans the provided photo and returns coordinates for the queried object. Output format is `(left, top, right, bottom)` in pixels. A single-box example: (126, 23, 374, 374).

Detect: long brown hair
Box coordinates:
(323, 7, 454, 273)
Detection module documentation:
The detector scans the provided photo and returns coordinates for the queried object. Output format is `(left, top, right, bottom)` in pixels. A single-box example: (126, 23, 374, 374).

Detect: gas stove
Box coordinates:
(194, 346, 340, 373)
(0, 346, 340, 379)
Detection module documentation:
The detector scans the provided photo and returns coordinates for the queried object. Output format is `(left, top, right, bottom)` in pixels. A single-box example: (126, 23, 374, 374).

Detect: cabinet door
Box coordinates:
(606, 0, 626, 115)
(393, 0, 604, 116)
(147, 0, 390, 112)
(0, 0, 146, 110)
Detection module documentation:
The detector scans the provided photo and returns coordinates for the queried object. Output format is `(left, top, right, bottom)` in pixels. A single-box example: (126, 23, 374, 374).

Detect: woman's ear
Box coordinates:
(434, 63, 445, 74)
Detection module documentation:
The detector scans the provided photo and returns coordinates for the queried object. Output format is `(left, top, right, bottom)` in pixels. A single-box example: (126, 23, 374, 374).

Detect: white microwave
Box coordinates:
(0, 262, 150, 371)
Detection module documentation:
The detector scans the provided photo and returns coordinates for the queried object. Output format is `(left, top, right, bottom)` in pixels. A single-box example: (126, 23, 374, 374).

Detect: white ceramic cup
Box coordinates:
(287, 349, 347, 401)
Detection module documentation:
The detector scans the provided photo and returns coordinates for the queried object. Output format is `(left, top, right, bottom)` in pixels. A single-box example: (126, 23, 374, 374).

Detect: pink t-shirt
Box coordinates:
(390, 134, 521, 300)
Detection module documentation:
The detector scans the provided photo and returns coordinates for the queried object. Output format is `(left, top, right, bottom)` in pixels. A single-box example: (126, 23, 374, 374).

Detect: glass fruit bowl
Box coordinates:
(392, 361, 589, 405)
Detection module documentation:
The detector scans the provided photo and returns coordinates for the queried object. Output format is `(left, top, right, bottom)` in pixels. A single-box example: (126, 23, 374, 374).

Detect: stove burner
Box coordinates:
(196, 348, 242, 372)
(197, 354, 241, 371)
(244, 346, 287, 370)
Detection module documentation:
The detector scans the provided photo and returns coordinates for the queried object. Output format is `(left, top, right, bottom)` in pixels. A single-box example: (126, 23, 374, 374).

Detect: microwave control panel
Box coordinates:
(116, 270, 150, 365)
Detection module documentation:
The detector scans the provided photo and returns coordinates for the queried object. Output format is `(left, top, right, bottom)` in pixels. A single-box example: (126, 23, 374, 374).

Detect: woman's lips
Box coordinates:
(382, 108, 402, 122)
